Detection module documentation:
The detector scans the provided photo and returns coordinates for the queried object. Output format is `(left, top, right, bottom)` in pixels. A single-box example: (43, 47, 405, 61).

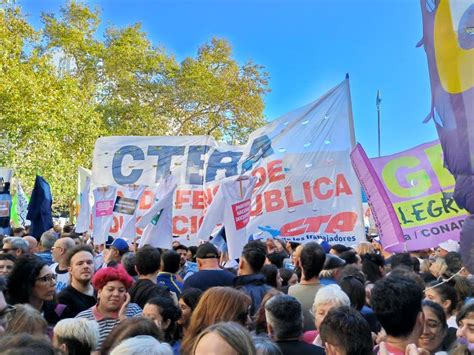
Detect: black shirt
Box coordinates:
(58, 285, 96, 319)
(184, 269, 235, 292)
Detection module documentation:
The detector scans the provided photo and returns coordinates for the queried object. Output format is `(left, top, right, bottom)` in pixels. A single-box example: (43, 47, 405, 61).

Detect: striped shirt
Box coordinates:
(75, 303, 142, 349)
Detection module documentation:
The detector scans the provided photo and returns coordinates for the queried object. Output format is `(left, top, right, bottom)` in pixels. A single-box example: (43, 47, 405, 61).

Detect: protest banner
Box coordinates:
(351, 140, 468, 252)
(92, 78, 366, 246)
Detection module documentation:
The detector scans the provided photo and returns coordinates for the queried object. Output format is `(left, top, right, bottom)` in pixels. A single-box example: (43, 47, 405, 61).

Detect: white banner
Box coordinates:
(0, 168, 13, 182)
(92, 79, 365, 246)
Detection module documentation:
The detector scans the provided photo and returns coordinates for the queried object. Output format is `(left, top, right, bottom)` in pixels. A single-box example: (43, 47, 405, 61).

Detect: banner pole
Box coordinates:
(345, 73, 357, 148)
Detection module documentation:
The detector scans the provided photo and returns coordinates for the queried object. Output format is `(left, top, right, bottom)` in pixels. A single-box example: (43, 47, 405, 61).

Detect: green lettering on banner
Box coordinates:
(382, 156, 432, 198)
(393, 191, 468, 227)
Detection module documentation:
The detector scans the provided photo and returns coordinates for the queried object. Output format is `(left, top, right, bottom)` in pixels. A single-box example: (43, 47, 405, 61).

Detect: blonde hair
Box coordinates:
(355, 242, 375, 256)
(54, 318, 100, 351)
(192, 322, 256, 355)
(5, 304, 47, 336)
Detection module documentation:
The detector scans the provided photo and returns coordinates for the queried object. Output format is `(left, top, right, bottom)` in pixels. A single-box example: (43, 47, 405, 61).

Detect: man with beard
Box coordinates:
(58, 245, 97, 319)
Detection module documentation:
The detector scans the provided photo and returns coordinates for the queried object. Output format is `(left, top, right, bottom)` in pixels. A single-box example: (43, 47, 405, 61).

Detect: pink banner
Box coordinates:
(351, 141, 468, 252)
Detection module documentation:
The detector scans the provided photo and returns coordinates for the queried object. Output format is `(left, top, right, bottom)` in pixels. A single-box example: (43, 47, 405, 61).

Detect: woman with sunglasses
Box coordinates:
(6, 255, 60, 326)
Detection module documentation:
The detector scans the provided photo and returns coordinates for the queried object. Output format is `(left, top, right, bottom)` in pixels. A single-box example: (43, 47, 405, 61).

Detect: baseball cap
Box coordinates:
(196, 243, 219, 259)
(323, 254, 346, 270)
(438, 239, 460, 253)
(110, 238, 130, 253)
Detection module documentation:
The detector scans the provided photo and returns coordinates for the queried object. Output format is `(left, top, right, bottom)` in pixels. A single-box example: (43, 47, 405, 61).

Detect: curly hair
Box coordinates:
(6, 255, 47, 304)
(92, 265, 134, 291)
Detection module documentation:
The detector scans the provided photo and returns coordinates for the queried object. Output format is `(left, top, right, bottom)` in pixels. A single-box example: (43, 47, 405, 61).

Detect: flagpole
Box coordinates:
(376, 90, 382, 157)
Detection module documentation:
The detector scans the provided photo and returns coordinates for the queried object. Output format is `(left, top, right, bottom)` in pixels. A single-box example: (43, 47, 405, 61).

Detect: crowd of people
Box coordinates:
(0, 225, 473, 355)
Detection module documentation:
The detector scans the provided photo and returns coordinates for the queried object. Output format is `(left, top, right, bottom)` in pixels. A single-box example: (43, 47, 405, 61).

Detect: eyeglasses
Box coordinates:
(36, 273, 57, 283)
(1, 248, 17, 253)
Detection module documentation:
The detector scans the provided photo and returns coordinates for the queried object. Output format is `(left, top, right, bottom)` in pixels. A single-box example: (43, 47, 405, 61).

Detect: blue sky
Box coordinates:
(21, 0, 438, 158)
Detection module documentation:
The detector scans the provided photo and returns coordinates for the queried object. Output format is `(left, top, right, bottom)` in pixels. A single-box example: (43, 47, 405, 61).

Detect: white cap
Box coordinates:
(438, 239, 460, 253)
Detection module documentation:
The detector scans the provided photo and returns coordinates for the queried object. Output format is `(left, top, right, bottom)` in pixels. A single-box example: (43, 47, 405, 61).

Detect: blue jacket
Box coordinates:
(26, 176, 53, 238)
(234, 274, 271, 316)
(157, 272, 183, 296)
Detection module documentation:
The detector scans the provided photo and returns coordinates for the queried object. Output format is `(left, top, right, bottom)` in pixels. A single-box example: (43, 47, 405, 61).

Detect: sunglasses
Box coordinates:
(36, 273, 58, 283)
(1, 248, 17, 253)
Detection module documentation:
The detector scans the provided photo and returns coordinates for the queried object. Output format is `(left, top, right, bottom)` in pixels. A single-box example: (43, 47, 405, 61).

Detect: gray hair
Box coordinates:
(253, 336, 282, 355)
(312, 285, 350, 314)
(3, 237, 29, 254)
(40, 230, 58, 250)
(265, 295, 303, 340)
(110, 335, 172, 355)
(54, 318, 99, 351)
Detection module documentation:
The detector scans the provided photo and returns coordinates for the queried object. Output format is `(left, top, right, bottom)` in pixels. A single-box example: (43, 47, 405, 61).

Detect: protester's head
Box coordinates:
(92, 265, 133, 313)
(265, 294, 304, 341)
(0, 333, 56, 355)
(101, 317, 162, 355)
(182, 287, 251, 354)
(456, 302, 474, 348)
(418, 300, 447, 354)
(161, 250, 181, 274)
(66, 245, 95, 286)
(437, 239, 459, 258)
(252, 335, 282, 355)
(444, 252, 466, 277)
(5, 303, 47, 336)
(425, 281, 458, 317)
(240, 241, 267, 275)
(121, 252, 137, 277)
(254, 289, 283, 335)
(39, 230, 58, 252)
(7, 255, 56, 305)
(192, 322, 256, 355)
(12, 227, 26, 237)
(312, 284, 350, 330)
(135, 246, 161, 276)
(195, 243, 219, 270)
(320, 305, 373, 355)
(0, 254, 15, 278)
(429, 257, 448, 278)
(355, 241, 375, 256)
(187, 246, 197, 262)
(329, 244, 350, 256)
(110, 335, 172, 355)
(175, 244, 188, 267)
(390, 252, 414, 271)
(299, 242, 325, 281)
(261, 264, 282, 289)
(318, 255, 345, 283)
(143, 296, 181, 343)
(339, 250, 361, 266)
(361, 253, 385, 283)
(51, 237, 75, 265)
(339, 275, 366, 311)
(53, 318, 99, 355)
(105, 238, 129, 264)
(371, 274, 424, 338)
(23, 236, 39, 254)
(278, 268, 297, 287)
(177, 288, 203, 330)
(2, 237, 29, 257)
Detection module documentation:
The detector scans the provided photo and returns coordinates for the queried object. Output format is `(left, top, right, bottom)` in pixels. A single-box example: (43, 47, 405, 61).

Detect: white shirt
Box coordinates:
(49, 262, 70, 292)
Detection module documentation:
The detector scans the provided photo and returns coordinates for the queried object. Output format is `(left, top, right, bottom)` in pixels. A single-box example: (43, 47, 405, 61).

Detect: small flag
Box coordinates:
(16, 181, 29, 227)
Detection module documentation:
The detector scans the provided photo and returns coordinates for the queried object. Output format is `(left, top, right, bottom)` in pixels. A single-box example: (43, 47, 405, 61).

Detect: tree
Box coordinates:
(0, 1, 269, 213)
